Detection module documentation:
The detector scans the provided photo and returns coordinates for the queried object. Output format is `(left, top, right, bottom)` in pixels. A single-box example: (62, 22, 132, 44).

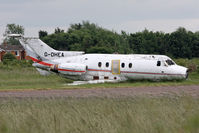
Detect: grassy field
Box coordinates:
(0, 67, 199, 90)
(0, 96, 198, 133)
(0, 67, 72, 90)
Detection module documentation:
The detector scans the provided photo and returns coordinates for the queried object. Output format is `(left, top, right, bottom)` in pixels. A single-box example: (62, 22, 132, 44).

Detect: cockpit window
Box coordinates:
(166, 59, 175, 65)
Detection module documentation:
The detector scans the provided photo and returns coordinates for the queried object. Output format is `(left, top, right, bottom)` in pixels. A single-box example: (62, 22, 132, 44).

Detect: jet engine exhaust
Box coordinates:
(50, 64, 59, 73)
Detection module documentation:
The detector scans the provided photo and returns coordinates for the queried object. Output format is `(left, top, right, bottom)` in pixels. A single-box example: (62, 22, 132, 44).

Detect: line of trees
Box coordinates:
(3, 22, 199, 59)
(39, 21, 199, 58)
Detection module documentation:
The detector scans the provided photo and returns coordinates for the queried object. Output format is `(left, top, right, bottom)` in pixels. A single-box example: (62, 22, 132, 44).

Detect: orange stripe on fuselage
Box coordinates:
(30, 57, 53, 67)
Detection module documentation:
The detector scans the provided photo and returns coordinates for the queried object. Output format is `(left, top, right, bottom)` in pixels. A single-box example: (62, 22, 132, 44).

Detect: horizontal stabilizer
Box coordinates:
(7, 34, 23, 38)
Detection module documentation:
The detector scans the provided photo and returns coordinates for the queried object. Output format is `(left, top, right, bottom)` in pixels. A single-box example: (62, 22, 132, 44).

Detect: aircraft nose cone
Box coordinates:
(176, 65, 188, 79)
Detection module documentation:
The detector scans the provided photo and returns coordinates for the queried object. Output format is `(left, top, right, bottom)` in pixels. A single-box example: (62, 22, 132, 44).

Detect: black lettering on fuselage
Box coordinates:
(44, 52, 64, 57)
(44, 52, 48, 57)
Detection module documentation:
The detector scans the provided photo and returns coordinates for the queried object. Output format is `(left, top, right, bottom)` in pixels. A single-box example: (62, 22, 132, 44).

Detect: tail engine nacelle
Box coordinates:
(50, 63, 87, 76)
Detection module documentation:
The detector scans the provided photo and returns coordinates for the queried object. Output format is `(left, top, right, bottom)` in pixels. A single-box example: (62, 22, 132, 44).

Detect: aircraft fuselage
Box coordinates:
(35, 54, 188, 81)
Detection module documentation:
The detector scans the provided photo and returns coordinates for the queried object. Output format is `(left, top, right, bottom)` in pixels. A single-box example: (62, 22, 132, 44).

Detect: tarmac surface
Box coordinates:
(0, 85, 199, 98)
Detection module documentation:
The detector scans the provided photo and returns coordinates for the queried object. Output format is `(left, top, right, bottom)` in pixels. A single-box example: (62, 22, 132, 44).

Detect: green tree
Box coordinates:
(3, 24, 24, 45)
(192, 32, 199, 57)
(168, 27, 193, 58)
(55, 27, 64, 34)
(2, 53, 17, 65)
(39, 30, 48, 39)
(39, 21, 199, 58)
(87, 46, 113, 53)
(42, 32, 69, 50)
(3, 53, 16, 61)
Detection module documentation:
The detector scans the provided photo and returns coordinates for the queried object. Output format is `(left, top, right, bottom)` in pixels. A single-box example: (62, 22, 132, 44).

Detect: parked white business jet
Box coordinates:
(17, 36, 188, 82)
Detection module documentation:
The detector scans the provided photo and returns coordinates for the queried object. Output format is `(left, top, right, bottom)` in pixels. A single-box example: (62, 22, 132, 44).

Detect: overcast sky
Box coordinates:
(0, 0, 199, 43)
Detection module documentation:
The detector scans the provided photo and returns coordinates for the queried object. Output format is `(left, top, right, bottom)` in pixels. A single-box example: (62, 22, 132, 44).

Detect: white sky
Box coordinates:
(0, 0, 199, 43)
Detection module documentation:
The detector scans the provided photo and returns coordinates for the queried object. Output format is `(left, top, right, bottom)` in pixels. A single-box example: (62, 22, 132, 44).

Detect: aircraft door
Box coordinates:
(111, 60, 120, 74)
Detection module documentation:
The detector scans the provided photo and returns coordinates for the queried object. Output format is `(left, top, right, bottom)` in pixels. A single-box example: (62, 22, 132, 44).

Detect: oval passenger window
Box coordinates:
(106, 62, 109, 67)
(98, 62, 102, 67)
(129, 63, 132, 68)
(121, 63, 125, 68)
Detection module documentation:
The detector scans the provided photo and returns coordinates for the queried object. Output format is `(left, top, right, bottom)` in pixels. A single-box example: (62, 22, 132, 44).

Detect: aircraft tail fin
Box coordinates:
(19, 39, 41, 60)
(19, 38, 84, 62)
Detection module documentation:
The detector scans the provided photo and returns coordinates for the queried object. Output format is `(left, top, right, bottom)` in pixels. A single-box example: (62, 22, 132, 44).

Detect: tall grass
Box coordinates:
(0, 67, 72, 89)
(0, 96, 198, 133)
(174, 58, 199, 73)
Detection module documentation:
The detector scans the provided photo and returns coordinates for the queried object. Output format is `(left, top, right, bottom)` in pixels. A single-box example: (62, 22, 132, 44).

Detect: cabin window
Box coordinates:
(98, 62, 102, 67)
(157, 61, 161, 66)
(106, 62, 109, 67)
(93, 76, 99, 80)
(104, 76, 109, 79)
(121, 63, 125, 68)
(129, 63, 132, 68)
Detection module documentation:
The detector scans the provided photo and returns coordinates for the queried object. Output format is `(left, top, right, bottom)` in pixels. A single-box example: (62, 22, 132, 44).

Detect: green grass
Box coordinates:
(0, 67, 199, 90)
(0, 96, 198, 133)
(0, 67, 72, 90)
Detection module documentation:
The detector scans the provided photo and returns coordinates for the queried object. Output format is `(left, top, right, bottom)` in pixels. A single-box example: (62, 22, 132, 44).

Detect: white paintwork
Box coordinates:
(19, 37, 188, 82)
(68, 80, 118, 85)
(7, 34, 23, 37)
